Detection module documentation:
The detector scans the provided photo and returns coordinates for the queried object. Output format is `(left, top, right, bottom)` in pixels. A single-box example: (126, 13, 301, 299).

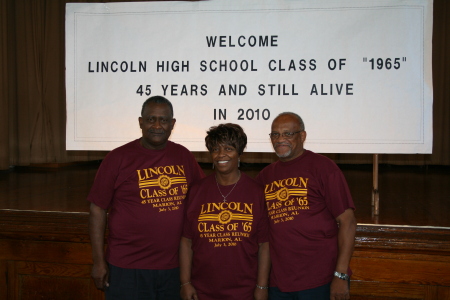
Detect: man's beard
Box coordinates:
(275, 144, 292, 158)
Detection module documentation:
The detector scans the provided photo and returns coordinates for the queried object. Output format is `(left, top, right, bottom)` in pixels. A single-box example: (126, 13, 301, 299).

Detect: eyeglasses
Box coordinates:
(269, 131, 302, 139)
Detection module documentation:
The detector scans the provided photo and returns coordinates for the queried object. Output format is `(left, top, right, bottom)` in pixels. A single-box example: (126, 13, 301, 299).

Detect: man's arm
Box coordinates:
(331, 208, 356, 300)
(179, 237, 198, 300)
(254, 242, 270, 300)
(89, 202, 109, 290)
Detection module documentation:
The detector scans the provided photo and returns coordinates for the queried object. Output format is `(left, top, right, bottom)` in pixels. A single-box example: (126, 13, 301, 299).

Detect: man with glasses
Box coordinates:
(256, 112, 356, 300)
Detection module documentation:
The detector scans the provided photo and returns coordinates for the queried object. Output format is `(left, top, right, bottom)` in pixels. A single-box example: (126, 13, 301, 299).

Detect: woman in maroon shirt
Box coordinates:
(179, 123, 270, 300)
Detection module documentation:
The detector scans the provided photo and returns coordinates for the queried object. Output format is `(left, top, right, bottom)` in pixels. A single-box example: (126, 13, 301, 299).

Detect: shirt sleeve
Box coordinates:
(184, 150, 205, 184)
(324, 168, 355, 219)
(256, 193, 270, 244)
(182, 185, 196, 239)
(86, 152, 119, 210)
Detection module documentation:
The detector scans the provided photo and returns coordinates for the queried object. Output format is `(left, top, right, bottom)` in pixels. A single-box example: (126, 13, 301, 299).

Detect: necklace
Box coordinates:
(215, 171, 241, 202)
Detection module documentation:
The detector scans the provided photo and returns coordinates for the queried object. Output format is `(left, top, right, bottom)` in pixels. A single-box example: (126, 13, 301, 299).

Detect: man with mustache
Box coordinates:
(256, 112, 356, 300)
(88, 96, 204, 300)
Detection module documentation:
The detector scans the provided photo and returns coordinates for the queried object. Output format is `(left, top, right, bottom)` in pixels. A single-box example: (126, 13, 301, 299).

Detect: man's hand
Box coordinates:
(91, 260, 109, 290)
(330, 276, 350, 300)
(89, 203, 108, 290)
(332, 208, 356, 299)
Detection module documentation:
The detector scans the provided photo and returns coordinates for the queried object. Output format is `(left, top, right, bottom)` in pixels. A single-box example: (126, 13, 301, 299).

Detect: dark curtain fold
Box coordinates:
(0, 0, 8, 170)
(0, 0, 448, 170)
(431, 0, 450, 165)
(15, 1, 56, 164)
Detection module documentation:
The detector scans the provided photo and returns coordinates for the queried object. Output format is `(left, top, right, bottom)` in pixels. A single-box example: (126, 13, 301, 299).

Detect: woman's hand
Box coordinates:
(180, 283, 198, 300)
(254, 286, 268, 300)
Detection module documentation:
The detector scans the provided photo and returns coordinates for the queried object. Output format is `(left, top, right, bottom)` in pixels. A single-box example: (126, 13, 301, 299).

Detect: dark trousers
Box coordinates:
(105, 264, 180, 300)
(269, 283, 331, 300)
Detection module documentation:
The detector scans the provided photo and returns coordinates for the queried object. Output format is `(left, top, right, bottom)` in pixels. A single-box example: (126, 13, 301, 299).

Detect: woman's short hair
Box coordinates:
(205, 123, 247, 155)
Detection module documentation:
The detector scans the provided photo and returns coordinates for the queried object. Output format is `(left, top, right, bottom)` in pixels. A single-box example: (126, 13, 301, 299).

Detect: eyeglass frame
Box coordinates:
(269, 131, 303, 140)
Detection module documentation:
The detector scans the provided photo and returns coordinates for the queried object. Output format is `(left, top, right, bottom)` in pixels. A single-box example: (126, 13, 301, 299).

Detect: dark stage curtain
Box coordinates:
(0, 0, 449, 170)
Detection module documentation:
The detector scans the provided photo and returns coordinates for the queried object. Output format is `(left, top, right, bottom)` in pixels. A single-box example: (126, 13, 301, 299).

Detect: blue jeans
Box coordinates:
(269, 283, 331, 300)
(105, 264, 180, 300)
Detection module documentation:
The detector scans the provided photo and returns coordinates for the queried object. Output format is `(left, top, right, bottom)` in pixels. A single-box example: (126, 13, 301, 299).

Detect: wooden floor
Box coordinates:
(0, 162, 449, 228)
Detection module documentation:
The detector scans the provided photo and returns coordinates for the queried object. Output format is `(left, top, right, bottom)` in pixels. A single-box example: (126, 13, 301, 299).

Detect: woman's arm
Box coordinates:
(179, 237, 198, 300)
(254, 242, 270, 300)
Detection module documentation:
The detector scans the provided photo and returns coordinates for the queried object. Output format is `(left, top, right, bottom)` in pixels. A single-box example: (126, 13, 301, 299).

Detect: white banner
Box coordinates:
(66, 0, 433, 153)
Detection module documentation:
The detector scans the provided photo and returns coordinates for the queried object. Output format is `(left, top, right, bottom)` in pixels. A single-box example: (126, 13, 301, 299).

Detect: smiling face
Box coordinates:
(138, 102, 176, 150)
(271, 114, 307, 162)
(210, 144, 239, 176)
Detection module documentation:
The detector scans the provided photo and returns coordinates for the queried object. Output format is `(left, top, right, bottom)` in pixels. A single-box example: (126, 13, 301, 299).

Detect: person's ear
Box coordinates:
(301, 131, 307, 143)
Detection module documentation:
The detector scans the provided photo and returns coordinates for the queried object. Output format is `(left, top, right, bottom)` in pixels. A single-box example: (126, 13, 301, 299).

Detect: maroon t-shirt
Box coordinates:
(256, 150, 355, 292)
(87, 139, 204, 269)
(183, 172, 269, 300)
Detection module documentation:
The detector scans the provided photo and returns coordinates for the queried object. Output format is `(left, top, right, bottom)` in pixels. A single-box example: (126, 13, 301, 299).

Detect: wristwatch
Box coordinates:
(334, 271, 350, 281)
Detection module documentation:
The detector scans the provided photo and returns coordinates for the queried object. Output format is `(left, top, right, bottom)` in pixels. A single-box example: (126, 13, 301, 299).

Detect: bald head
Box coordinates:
(274, 112, 305, 131)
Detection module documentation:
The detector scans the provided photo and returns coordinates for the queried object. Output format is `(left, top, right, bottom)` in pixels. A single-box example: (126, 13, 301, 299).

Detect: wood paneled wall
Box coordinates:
(351, 226, 450, 300)
(1, 210, 449, 299)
